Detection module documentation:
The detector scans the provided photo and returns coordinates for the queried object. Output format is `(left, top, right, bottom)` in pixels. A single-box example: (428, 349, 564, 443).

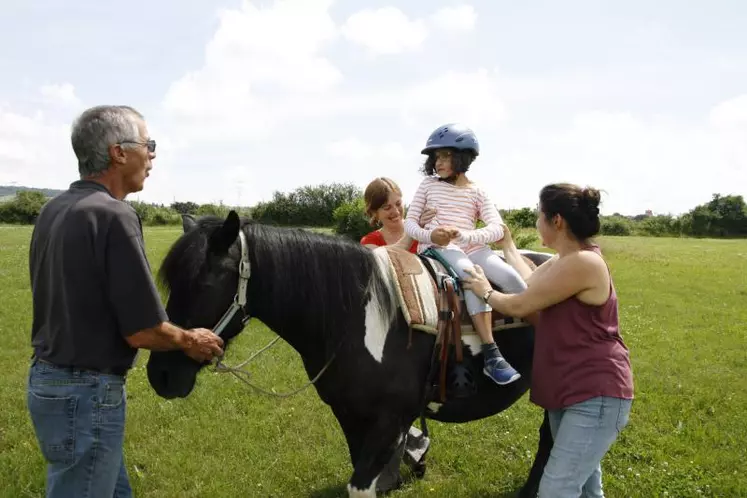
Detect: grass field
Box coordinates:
(1, 225, 745, 497)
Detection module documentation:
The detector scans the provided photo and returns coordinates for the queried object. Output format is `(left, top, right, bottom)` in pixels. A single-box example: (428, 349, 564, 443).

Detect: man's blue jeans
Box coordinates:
(538, 396, 632, 498)
(26, 358, 132, 498)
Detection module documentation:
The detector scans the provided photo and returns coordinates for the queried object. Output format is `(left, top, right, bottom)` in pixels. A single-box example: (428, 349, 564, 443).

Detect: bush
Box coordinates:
(253, 183, 361, 226)
(170, 201, 199, 215)
(333, 197, 371, 242)
(0, 191, 48, 224)
(679, 194, 747, 238)
(195, 203, 230, 218)
(513, 231, 539, 249)
(127, 201, 181, 226)
(503, 207, 538, 229)
(638, 215, 681, 237)
(600, 216, 633, 236)
(149, 206, 181, 226)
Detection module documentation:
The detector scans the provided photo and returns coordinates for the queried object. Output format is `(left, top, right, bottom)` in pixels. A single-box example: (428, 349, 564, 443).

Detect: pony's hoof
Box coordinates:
(412, 462, 426, 479)
(375, 474, 402, 494)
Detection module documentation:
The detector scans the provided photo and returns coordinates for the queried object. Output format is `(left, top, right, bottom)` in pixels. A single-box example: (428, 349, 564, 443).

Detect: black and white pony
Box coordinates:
(146, 211, 554, 497)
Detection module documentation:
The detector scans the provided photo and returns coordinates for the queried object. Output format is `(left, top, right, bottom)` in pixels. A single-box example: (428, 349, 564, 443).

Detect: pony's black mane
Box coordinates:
(158, 216, 395, 349)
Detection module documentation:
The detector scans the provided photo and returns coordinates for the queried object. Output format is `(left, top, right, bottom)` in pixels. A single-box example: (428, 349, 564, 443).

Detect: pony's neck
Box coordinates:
(243, 225, 379, 361)
(248, 284, 318, 357)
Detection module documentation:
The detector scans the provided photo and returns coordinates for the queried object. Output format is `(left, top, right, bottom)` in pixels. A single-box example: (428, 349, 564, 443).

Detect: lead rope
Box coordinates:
(212, 337, 337, 398)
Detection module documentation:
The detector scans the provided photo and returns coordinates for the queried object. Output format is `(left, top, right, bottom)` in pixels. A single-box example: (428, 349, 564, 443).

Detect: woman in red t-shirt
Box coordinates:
(462, 183, 634, 498)
(360, 177, 434, 253)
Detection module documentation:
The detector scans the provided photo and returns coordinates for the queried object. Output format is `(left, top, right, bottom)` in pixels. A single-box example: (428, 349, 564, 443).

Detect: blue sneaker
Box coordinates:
(483, 357, 521, 385)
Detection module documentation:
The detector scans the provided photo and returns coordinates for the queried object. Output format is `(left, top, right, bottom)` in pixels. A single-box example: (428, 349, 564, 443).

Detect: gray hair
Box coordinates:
(71, 105, 144, 177)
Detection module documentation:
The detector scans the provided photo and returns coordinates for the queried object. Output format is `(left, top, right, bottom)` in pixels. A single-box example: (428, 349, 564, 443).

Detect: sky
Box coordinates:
(0, 0, 745, 215)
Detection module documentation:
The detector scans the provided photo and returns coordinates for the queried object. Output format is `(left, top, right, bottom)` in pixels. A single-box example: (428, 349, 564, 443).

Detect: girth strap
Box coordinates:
(436, 276, 462, 403)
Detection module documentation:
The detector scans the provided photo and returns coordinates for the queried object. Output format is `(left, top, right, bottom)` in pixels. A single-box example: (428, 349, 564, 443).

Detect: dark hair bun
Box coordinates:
(539, 183, 602, 240)
(581, 187, 601, 217)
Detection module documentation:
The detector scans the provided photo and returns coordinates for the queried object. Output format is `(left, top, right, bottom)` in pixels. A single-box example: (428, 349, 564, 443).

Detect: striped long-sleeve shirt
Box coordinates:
(404, 176, 505, 255)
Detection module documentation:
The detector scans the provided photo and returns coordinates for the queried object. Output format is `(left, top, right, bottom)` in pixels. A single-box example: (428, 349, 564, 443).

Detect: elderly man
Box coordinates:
(27, 105, 224, 497)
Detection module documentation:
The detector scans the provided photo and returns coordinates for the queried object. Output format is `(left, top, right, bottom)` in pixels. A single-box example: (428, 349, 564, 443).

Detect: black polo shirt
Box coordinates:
(29, 180, 168, 373)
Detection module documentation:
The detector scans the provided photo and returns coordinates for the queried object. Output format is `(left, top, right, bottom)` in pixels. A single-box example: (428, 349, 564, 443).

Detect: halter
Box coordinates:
(212, 229, 252, 337)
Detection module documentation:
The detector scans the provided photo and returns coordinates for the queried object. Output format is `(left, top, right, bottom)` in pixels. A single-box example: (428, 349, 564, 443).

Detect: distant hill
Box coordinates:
(0, 185, 65, 200)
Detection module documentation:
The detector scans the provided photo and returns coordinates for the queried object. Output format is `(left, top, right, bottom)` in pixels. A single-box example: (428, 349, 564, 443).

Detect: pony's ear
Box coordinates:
(209, 210, 240, 254)
(182, 214, 197, 233)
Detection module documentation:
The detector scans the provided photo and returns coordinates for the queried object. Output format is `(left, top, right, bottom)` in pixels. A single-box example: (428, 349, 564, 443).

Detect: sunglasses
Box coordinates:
(120, 139, 156, 153)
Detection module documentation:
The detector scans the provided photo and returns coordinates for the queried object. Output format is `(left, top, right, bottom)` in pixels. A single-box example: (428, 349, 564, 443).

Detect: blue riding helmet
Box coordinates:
(421, 123, 479, 156)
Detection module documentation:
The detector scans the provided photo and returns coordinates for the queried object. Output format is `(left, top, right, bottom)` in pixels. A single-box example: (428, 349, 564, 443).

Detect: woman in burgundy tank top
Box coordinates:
(463, 183, 634, 498)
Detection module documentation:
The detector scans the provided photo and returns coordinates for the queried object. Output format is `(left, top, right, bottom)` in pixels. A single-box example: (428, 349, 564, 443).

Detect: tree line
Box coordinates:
(1, 185, 745, 241)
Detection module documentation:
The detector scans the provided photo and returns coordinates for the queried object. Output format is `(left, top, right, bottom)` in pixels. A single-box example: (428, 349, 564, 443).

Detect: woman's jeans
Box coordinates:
(26, 358, 132, 498)
(538, 396, 632, 498)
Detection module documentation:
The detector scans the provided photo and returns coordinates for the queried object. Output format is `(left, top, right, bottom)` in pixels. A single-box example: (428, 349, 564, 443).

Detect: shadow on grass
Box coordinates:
(307, 484, 348, 498)
(304, 477, 529, 498)
(306, 486, 527, 498)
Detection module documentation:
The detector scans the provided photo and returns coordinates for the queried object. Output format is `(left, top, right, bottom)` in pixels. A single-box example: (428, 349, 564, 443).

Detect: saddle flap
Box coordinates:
(384, 246, 424, 275)
(378, 247, 439, 331)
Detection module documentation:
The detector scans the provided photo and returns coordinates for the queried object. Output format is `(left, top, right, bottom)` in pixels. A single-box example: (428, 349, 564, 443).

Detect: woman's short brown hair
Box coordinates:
(364, 177, 402, 226)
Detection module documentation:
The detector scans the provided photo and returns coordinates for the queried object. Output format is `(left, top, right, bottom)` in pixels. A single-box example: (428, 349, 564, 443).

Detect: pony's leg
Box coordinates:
(334, 407, 403, 495)
(520, 410, 554, 498)
(376, 433, 406, 493)
(333, 406, 366, 464)
(347, 415, 405, 497)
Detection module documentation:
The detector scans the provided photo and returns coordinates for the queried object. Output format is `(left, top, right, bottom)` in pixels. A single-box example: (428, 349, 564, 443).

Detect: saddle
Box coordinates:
(377, 246, 537, 402)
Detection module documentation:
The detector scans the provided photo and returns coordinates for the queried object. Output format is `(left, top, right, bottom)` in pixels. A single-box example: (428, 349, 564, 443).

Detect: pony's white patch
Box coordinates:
(462, 334, 483, 356)
(347, 476, 379, 497)
(427, 401, 442, 413)
(364, 298, 389, 363)
(362, 249, 398, 363)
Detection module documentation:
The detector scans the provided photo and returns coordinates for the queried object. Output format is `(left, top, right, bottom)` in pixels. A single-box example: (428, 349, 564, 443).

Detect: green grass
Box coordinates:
(1, 225, 745, 497)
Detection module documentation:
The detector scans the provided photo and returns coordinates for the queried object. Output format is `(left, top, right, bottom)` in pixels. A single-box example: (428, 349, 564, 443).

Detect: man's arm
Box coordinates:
(126, 322, 223, 362)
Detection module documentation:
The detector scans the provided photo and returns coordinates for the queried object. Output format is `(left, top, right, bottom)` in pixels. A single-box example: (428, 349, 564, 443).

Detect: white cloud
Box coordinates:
(0, 107, 73, 188)
(341, 7, 427, 55)
(0, 102, 180, 203)
(41, 0, 731, 215)
(326, 138, 406, 162)
(160, 1, 494, 146)
(321, 95, 747, 217)
(39, 83, 80, 107)
(395, 69, 507, 129)
(709, 94, 747, 129)
(483, 104, 747, 215)
(161, 0, 341, 141)
(430, 5, 477, 32)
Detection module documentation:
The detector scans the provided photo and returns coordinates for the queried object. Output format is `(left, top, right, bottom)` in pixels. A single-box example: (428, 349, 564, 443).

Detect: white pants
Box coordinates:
(435, 246, 527, 316)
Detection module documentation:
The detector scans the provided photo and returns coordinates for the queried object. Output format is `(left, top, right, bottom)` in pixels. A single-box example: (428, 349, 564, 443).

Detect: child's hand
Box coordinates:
(431, 227, 460, 246)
